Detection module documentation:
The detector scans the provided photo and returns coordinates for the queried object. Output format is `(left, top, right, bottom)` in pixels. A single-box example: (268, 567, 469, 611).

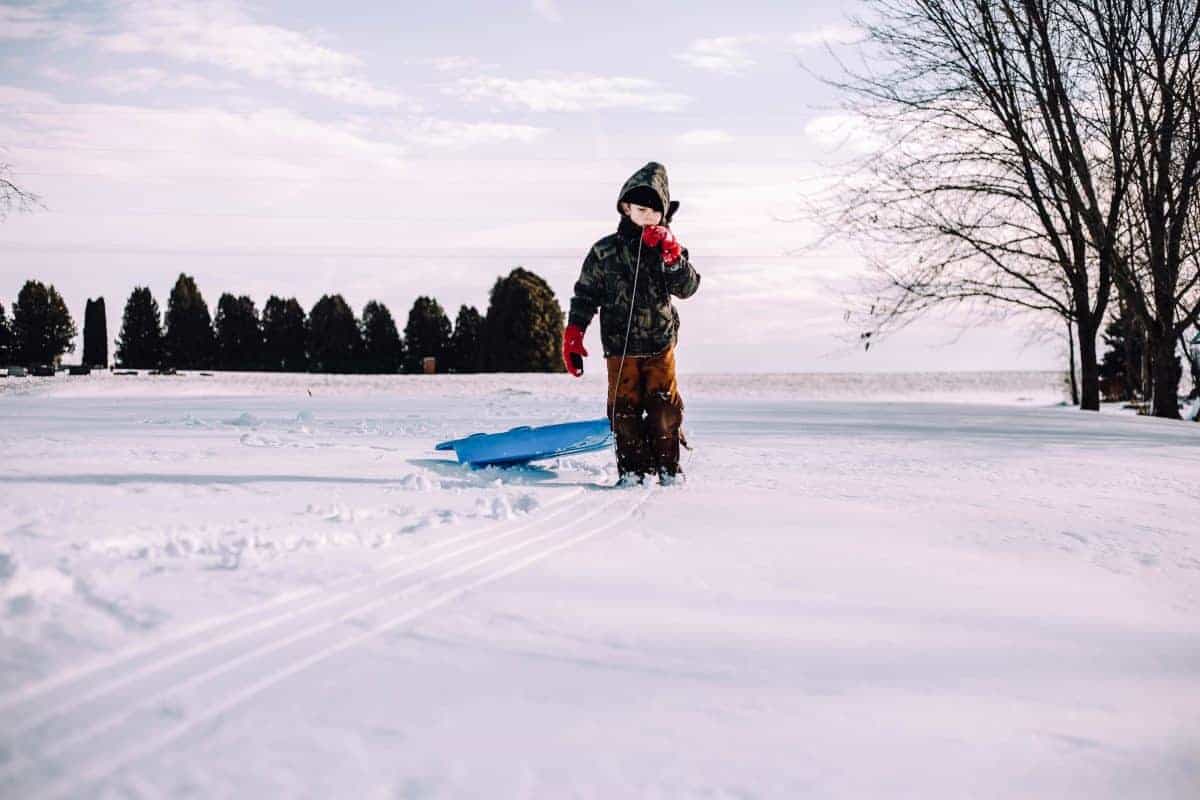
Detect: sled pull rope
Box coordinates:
(608, 235, 643, 464)
(612, 235, 643, 404)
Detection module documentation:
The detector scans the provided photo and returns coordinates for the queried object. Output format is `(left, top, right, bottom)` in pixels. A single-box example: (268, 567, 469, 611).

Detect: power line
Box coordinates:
(25, 210, 561, 222)
(11, 206, 814, 222)
(9, 170, 817, 185)
(0, 105, 817, 119)
(0, 242, 805, 259)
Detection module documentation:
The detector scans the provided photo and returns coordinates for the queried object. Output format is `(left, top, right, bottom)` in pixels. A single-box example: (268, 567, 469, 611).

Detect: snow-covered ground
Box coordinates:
(1, 370, 1197, 799)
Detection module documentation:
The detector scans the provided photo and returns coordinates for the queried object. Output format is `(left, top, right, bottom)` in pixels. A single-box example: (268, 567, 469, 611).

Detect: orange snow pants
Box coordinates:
(605, 347, 684, 478)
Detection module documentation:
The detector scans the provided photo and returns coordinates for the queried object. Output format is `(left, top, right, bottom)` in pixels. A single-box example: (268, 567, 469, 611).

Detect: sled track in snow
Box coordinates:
(1, 486, 654, 798)
(0, 487, 586, 729)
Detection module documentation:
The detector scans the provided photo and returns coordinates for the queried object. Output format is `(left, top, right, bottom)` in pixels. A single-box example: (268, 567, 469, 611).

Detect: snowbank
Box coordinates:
(1, 367, 1068, 405)
(1, 373, 1196, 798)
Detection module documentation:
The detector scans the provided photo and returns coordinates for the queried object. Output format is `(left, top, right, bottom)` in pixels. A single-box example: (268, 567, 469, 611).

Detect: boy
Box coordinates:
(562, 161, 701, 486)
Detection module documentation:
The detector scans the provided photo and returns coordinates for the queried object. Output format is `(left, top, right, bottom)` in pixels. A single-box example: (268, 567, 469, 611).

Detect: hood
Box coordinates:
(616, 161, 680, 224)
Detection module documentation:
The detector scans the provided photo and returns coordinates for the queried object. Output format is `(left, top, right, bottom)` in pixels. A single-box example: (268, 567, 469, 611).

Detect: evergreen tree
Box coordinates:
(448, 304, 483, 373)
(0, 303, 11, 365)
(307, 294, 362, 373)
(479, 268, 564, 372)
(361, 300, 404, 374)
(1099, 303, 1146, 401)
(115, 286, 164, 369)
(262, 295, 309, 372)
(82, 297, 109, 368)
(213, 293, 263, 370)
(403, 297, 452, 373)
(11, 280, 77, 366)
(163, 273, 215, 369)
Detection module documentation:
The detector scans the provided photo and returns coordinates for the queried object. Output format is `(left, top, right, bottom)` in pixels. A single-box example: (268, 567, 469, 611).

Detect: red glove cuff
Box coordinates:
(661, 239, 682, 266)
(562, 324, 587, 376)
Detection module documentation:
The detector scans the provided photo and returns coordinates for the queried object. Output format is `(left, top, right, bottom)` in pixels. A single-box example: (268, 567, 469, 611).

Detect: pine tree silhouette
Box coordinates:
(163, 274, 215, 369)
(115, 287, 164, 369)
(448, 305, 483, 373)
(480, 268, 564, 372)
(262, 296, 309, 372)
(83, 297, 109, 368)
(362, 300, 404, 374)
(213, 293, 263, 370)
(12, 280, 77, 366)
(403, 297, 451, 374)
(307, 294, 362, 373)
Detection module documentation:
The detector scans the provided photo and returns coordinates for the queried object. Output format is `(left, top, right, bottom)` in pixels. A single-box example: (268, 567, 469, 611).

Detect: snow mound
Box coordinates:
(397, 473, 435, 492)
(1, 552, 75, 633)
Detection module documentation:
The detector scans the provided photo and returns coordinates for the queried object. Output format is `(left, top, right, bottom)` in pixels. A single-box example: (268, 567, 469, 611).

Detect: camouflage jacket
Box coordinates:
(568, 162, 702, 357)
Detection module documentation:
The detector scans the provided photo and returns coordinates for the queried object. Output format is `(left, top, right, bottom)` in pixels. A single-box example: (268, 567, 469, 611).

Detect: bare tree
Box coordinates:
(1106, 0, 1200, 418)
(816, 0, 1137, 410)
(0, 162, 41, 221)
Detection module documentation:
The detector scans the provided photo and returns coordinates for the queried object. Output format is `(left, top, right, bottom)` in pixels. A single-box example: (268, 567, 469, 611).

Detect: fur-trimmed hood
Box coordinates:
(616, 161, 680, 224)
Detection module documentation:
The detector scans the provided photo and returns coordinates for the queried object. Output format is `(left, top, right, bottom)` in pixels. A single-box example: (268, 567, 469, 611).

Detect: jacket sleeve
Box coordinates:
(568, 246, 604, 331)
(662, 247, 700, 299)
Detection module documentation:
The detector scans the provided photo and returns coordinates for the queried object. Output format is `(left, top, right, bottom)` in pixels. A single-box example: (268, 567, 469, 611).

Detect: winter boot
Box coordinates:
(657, 467, 685, 487)
(645, 389, 683, 478)
(611, 408, 652, 481)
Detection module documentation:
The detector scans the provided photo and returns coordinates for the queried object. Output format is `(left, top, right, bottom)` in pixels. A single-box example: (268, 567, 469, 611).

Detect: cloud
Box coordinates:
(0, 3, 58, 39)
(678, 129, 733, 146)
(804, 113, 884, 154)
(531, 0, 562, 23)
(90, 67, 242, 94)
(40, 65, 76, 83)
(0, 85, 408, 183)
(0, 2, 90, 43)
(791, 25, 864, 48)
(446, 74, 690, 112)
(407, 55, 488, 73)
(399, 119, 548, 149)
(674, 29, 864, 73)
(97, 0, 410, 108)
(674, 35, 764, 75)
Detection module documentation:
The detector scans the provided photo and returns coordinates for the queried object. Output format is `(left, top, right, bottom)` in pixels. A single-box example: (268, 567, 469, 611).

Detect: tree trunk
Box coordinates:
(1149, 330, 1182, 419)
(1125, 313, 1142, 401)
(1076, 318, 1100, 411)
(1066, 321, 1080, 407)
(1140, 332, 1152, 402)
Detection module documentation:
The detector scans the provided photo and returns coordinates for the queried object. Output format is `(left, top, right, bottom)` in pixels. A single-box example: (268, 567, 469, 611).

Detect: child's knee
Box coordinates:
(645, 390, 682, 434)
(610, 405, 645, 438)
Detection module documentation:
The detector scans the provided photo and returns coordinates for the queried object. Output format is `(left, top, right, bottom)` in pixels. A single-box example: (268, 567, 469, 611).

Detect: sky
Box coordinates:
(0, 0, 1066, 373)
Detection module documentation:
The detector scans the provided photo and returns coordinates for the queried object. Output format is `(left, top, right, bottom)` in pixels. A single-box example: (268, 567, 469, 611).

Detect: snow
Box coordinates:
(1, 370, 1197, 799)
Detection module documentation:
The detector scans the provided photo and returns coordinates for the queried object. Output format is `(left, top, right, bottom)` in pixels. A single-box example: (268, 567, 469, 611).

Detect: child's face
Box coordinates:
(621, 202, 663, 228)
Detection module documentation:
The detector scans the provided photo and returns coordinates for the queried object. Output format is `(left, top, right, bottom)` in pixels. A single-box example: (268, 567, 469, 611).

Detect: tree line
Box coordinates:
(0, 267, 566, 374)
(821, 0, 1200, 418)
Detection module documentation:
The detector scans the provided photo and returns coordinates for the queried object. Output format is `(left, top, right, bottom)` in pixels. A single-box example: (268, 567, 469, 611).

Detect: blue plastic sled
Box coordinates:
(435, 418, 613, 468)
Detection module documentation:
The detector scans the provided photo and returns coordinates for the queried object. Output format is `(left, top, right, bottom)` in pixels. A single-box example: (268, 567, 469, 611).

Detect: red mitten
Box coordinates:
(562, 324, 587, 376)
(641, 224, 682, 266)
(641, 224, 667, 248)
